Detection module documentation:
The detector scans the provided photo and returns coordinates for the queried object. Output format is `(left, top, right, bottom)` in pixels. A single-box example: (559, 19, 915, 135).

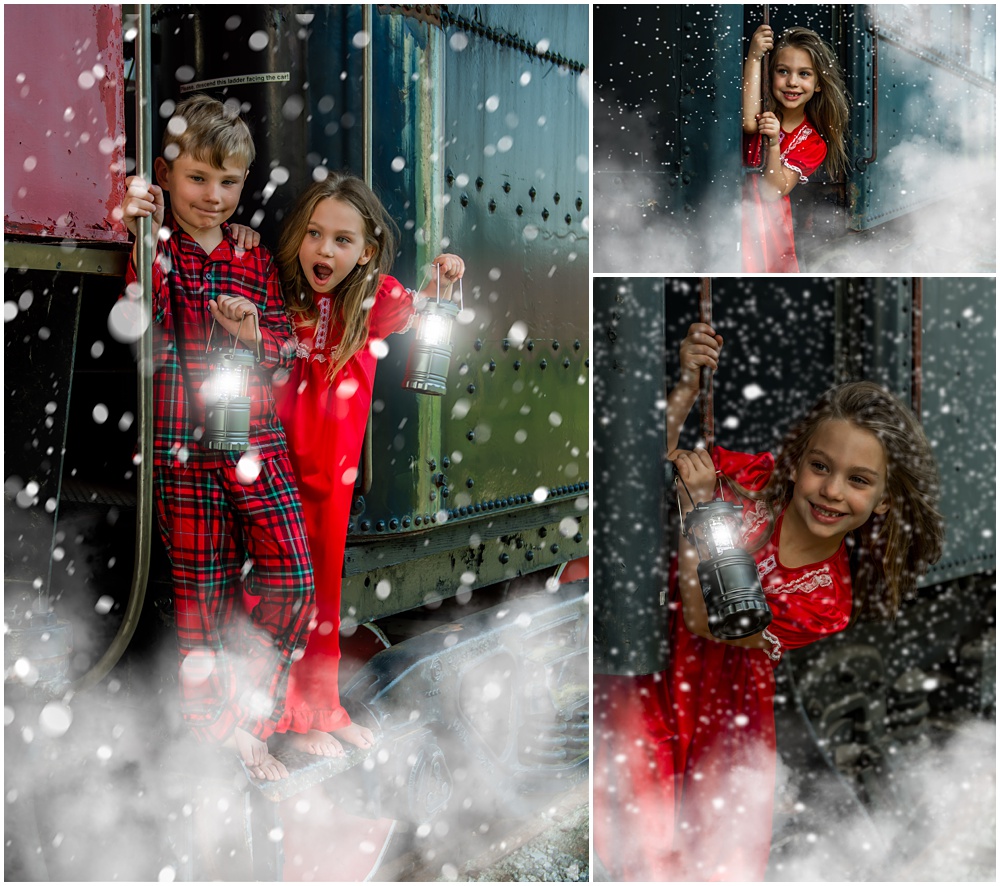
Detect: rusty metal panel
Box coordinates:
(4, 4, 128, 242)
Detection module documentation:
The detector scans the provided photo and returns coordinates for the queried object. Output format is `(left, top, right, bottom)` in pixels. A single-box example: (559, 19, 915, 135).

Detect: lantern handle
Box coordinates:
(417, 262, 464, 312)
(673, 467, 743, 536)
(206, 311, 261, 362)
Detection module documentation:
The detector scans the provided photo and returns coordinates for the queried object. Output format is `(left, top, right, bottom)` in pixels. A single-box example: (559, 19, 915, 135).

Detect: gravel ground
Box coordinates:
(445, 783, 590, 882)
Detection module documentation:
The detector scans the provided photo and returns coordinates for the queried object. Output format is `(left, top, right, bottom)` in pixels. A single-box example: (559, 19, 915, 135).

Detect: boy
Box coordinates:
(121, 94, 314, 781)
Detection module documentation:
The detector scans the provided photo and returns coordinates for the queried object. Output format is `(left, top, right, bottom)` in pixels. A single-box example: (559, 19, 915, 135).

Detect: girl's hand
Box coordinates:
(431, 253, 465, 284)
(749, 23, 774, 62)
(677, 322, 723, 394)
(229, 224, 261, 250)
(756, 111, 781, 148)
(668, 448, 718, 510)
(120, 176, 164, 239)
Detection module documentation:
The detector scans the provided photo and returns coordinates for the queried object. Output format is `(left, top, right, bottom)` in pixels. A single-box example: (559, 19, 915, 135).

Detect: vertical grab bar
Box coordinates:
(73, 6, 154, 692)
(856, 7, 879, 169)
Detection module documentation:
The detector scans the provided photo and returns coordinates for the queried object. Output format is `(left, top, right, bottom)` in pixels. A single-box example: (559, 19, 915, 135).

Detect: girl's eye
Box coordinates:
(851, 475, 870, 486)
(810, 461, 828, 473)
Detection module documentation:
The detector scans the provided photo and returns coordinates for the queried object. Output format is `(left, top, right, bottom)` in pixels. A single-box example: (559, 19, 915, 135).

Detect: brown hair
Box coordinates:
(161, 93, 255, 169)
(770, 27, 850, 180)
(741, 381, 944, 622)
(277, 172, 398, 380)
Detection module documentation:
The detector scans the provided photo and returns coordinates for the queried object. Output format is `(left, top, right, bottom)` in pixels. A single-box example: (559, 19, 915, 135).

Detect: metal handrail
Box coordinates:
(72, 5, 154, 692)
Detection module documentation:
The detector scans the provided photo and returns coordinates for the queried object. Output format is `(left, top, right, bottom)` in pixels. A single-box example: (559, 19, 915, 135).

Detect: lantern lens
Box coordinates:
(204, 349, 255, 450)
(402, 300, 461, 396)
(682, 497, 772, 640)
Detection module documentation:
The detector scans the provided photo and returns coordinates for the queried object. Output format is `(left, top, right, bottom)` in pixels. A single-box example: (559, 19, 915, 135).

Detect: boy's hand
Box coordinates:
(120, 176, 164, 239)
(209, 294, 262, 346)
(228, 224, 261, 250)
(749, 23, 774, 62)
(668, 447, 718, 509)
(756, 111, 781, 147)
(677, 322, 723, 393)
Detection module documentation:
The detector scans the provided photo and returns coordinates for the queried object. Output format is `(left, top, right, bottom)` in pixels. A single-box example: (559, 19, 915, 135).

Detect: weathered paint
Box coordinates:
(4, 4, 127, 242)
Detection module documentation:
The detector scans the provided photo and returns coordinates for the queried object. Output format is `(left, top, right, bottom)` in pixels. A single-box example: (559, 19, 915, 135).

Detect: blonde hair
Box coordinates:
(740, 381, 944, 622)
(162, 93, 255, 169)
(277, 172, 398, 380)
(771, 27, 850, 180)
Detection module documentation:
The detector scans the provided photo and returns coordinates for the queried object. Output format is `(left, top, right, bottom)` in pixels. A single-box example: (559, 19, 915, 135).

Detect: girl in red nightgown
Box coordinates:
(741, 24, 849, 272)
(269, 172, 464, 756)
(594, 324, 944, 881)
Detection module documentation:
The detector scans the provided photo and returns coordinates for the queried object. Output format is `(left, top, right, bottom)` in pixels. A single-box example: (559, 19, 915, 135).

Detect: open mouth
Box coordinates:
(782, 92, 803, 102)
(313, 263, 333, 283)
(810, 502, 846, 521)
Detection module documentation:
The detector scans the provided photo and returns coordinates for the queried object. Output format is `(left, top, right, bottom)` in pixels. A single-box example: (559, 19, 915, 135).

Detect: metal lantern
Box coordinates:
(402, 270, 463, 396)
(204, 313, 259, 451)
(677, 473, 772, 640)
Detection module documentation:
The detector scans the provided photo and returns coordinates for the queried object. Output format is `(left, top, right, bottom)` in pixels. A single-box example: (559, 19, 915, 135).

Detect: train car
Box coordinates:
(593, 277, 995, 879)
(4, 5, 589, 880)
(593, 4, 996, 273)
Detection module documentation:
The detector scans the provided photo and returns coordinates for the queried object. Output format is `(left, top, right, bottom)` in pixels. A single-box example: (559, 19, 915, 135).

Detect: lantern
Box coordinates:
(204, 313, 259, 451)
(402, 270, 463, 396)
(677, 473, 772, 640)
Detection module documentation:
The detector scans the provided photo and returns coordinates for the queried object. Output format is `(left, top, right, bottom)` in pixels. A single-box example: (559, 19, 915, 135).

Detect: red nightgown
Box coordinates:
(594, 447, 852, 881)
(741, 119, 827, 273)
(271, 275, 415, 734)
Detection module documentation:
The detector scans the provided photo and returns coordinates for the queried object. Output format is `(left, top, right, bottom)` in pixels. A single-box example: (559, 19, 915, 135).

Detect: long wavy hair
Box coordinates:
(740, 381, 944, 622)
(771, 27, 850, 181)
(277, 172, 398, 380)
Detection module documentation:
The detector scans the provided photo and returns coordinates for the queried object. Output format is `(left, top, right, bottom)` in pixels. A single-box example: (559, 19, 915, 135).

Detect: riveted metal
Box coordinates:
(513, 360, 521, 370)
(553, 192, 561, 204)
(527, 340, 534, 350)
(516, 204, 524, 215)
(552, 340, 560, 350)
(502, 181, 511, 193)
(460, 193, 469, 207)
(488, 199, 497, 213)
(539, 359, 547, 369)
(474, 338, 483, 350)
(475, 176, 484, 190)
(529, 186, 536, 201)
(467, 383, 476, 393)
(575, 197, 583, 211)
(541, 208, 549, 220)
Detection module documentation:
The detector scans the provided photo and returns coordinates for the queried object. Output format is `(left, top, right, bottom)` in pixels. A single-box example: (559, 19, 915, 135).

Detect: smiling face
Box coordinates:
(297, 197, 375, 295)
(787, 419, 890, 547)
(771, 46, 818, 116)
(155, 152, 247, 237)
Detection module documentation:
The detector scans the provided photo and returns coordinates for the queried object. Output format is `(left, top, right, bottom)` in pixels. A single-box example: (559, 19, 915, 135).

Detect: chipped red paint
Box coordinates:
(4, 4, 128, 242)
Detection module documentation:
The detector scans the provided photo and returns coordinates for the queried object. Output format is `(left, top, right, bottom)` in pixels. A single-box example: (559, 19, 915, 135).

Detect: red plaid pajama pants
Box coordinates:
(153, 452, 315, 744)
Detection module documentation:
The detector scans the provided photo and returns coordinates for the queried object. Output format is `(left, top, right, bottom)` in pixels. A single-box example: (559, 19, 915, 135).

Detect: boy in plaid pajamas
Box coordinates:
(121, 94, 314, 781)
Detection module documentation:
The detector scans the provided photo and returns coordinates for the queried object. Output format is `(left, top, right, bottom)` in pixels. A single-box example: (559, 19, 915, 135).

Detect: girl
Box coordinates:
(594, 324, 944, 880)
(243, 172, 464, 757)
(741, 24, 849, 272)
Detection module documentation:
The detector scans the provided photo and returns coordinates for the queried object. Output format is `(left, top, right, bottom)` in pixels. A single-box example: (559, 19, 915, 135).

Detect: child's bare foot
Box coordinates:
(223, 727, 289, 781)
(332, 721, 375, 749)
(284, 729, 345, 757)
